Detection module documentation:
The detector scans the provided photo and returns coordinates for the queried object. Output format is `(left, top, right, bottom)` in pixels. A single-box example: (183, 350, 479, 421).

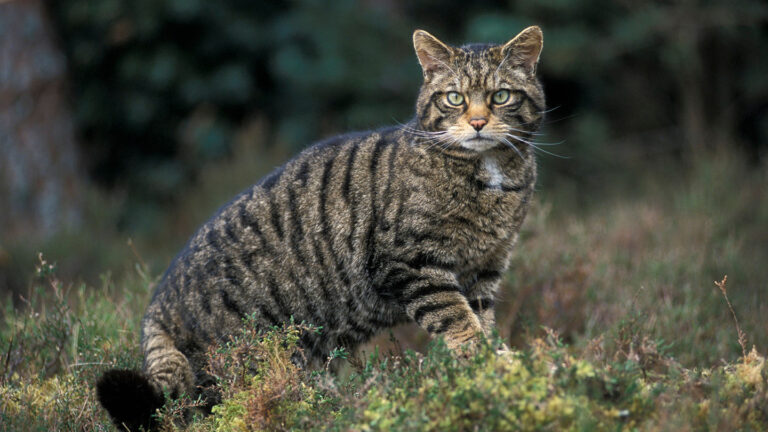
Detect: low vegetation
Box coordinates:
(1, 152, 766, 431)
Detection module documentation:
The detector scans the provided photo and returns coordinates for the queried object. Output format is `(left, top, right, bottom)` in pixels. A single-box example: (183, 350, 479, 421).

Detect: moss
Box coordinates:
(209, 390, 250, 432)
(1, 309, 767, 431)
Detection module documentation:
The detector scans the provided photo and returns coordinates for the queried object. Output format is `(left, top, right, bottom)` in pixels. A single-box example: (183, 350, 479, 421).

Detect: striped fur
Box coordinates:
(98, 26, 545, 429)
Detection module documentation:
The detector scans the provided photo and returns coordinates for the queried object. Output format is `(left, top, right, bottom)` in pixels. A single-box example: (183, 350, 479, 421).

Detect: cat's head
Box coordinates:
(413, 26, 545, 153)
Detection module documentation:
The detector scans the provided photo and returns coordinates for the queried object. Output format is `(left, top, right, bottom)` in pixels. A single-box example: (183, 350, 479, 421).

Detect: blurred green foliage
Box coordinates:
(46, 0, 768, 229)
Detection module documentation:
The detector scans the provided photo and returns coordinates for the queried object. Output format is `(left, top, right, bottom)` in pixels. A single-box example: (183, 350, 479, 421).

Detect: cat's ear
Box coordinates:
(501, 26, 543, 75)
(413, 30, 454, 78)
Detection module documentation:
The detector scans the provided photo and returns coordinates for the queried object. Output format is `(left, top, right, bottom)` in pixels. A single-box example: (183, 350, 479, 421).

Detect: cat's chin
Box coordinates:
(459, 138, 499, 152)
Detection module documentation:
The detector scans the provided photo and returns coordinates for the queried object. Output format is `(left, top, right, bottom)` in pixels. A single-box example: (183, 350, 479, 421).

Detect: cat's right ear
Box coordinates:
(413, 30, 454, 79)
(500, 26, 543, 75)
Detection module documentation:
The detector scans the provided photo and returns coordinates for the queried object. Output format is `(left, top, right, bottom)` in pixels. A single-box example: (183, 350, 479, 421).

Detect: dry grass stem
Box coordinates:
(715, 275, 748, 361)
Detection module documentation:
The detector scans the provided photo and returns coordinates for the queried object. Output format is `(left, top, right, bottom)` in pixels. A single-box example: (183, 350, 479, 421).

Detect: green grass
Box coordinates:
(0, 256, 149, 430)
(1, 151, 767, 430)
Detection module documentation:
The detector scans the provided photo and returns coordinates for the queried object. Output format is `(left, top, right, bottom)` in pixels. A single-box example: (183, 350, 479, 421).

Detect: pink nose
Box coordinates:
(469, 118, 487, 131)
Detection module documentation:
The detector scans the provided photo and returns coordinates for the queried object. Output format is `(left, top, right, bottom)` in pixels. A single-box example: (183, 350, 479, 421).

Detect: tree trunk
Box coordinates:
(0, 0, 83, 241)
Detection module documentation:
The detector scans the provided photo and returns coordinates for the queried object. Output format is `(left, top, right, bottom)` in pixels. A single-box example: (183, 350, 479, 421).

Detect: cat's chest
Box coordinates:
(480, 155, 506, 189)
(454, 164, 532, 264)
(401, 154, 533, 264)
(465, 155, 533, 218)
(475, 155, 532, 192)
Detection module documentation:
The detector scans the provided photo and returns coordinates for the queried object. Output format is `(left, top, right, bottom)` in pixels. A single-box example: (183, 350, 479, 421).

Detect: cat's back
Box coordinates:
(144, 127, 408, 344)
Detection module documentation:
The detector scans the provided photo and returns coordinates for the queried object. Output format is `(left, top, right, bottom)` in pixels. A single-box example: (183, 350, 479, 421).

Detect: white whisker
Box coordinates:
(505, 126, 545, 136)
(396, 121, 451, 141)
(540, 113, 578, 125)
(504, 133, 564, 147)
(506, 134, 569, 159)
(537, 105, 561, 115)
(498, 137, 525, 160)
(421, 132, 456, 151)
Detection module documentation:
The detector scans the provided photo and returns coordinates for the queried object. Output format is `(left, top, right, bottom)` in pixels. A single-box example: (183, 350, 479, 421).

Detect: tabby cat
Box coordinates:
(97, 26, 545, 431)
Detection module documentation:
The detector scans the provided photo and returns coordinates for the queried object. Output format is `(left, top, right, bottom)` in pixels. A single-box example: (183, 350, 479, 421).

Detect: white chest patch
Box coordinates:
(483, 155, 504, 188)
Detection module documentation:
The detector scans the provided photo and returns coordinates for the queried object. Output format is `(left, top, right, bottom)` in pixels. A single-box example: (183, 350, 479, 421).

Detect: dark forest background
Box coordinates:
(1, 0, 767, 361)
(44, 0, 768, 229)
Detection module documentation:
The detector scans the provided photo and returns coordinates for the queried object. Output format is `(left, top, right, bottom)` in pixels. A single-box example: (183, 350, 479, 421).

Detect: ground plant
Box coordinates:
(2, 151, 766, 431)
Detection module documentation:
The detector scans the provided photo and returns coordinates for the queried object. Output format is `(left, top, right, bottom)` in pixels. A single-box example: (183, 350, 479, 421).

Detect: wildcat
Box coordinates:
(97, 26, 544, 431)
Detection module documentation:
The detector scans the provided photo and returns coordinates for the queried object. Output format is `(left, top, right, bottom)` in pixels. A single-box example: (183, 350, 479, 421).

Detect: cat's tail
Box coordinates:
(96, 369, 165, 431)
(98, 321, 196, 430)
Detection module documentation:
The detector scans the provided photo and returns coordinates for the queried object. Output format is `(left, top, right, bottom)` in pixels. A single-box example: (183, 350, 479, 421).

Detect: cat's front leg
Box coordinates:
(464, 269, 503, 337)
(375, 260, 485, 350)
(407, 287, 485, 351)
(380, 268, 483, 350)
(468, 297, 496, 336)
(464, 269, 511, 353)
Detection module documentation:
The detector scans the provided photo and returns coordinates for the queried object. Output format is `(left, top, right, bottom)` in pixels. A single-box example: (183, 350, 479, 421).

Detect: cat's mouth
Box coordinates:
(460, 137, 499, 152)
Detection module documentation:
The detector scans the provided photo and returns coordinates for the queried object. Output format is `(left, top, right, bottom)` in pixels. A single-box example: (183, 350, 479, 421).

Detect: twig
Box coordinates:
(74, 392, 90, 424)
(69, 362, 110, 368)
(714, 275, 748, 361)
(127, 238, 149, 272)
(2, 332, 14, 385)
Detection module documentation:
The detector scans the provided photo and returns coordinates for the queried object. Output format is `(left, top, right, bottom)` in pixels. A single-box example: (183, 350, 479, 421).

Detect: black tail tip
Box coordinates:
(96, 369, 164, 431)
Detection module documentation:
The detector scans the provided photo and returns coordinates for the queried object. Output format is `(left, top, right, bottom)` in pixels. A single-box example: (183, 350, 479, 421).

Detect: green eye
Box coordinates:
(492, 89, 511, 105)
(446, 91, 464, 106)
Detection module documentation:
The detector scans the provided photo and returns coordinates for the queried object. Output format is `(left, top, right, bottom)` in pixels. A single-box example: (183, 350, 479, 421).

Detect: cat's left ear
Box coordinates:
(501, 26, 543, 75)
(413, 29, 454, 78)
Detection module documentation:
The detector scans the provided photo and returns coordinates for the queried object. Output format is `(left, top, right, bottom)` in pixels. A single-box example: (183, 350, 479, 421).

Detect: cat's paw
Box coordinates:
(446, 337, 481, 360)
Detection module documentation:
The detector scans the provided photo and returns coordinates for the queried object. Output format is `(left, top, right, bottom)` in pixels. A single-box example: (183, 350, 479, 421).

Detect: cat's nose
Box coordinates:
(469, 118, 487, 131)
